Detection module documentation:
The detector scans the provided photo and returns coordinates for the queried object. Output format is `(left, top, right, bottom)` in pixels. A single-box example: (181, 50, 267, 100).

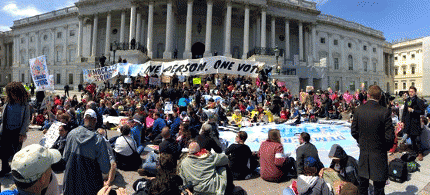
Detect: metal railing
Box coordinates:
(110, 42, 147, 54)
(247, 47, 285, 58)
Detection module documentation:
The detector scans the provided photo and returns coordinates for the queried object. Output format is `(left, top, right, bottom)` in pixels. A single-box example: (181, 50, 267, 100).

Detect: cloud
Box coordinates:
(55, 0, 77, 10)
(2, 2, 43, 18)
(0, 25, 11, 32)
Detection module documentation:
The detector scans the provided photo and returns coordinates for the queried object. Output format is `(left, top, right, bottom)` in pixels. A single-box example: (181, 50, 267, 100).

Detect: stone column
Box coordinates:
(4, 43, 7, 67)
(183, 0, 193, 59)
(51, 29, 56, 65)
(256, 16, 261, 47)
(285, 20, 290, 59)
(261, 9, 266, 48)
(26, 33, 30, 66)
(242, 4, 250, 59)
(271, 17, 275, 48)
(224, 1, 232, 57)
(298, 22, 303, 61)
(135, 13, 142, 45)
(141, 18, 146, 46)
(147, 2, 154, 58)
(163, 0, 174, 59)
(129, 5, 137, 49)
(312, 24, 316, 62)
(120, 11, 126, 44)
(91, 15, 98, 56)
(77, 18, 84, 58)
(104, 12, 112, 56)
(203, 0, 213, 57)
(63, 27, 67, 62)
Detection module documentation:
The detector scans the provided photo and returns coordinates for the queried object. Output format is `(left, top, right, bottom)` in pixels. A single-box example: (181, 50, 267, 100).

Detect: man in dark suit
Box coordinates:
(351, 85, 394, 195)
(296, 132, 323, 175)
(401, 86, 425, 161)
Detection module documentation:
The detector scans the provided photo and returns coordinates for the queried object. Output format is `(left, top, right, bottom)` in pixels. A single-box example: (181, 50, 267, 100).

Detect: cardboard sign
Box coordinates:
(193, 78, 202, 85)
(29, 56, 51, 91)
(40, 121, 64, 148)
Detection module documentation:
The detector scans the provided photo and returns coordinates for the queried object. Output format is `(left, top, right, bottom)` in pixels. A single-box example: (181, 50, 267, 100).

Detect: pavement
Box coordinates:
(1, 89, 430, 194)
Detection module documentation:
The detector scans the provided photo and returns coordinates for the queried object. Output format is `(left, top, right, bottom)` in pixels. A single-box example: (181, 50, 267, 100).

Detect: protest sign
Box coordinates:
(161, 75, 171, 83)
(149, 77, 161, 86)
(29, 56, 50, 91)
(84, 65, 117, 82)
(193, 78, 201, 85)
(164, 102, 173, 114)
(40, 121, 64, 148)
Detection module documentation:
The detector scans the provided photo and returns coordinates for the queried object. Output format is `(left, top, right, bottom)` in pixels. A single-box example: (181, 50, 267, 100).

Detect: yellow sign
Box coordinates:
(193, 78, 201, 85)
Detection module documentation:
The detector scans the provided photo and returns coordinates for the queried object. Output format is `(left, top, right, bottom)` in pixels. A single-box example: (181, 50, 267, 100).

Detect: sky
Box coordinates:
(1, 0, 430, 43)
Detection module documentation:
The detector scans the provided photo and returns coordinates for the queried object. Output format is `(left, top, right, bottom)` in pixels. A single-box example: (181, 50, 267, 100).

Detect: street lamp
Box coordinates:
(274, 46, 280, 74)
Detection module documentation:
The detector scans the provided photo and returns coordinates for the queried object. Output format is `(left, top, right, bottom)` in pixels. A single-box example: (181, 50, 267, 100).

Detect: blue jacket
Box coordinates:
(152, 118, 166, 135)
(131, 124, 143, 146)
(170, 117, 182, 136)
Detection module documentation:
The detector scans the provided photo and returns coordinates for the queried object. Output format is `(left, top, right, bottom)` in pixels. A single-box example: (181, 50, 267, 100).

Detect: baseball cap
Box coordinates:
(11, 144, 61, 183)
(84, 109, 97, 119)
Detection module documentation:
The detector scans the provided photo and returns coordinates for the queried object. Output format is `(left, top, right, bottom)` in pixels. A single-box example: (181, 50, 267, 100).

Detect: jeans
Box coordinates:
(358, 176, 385, 195)
(141, 151, 158, 176)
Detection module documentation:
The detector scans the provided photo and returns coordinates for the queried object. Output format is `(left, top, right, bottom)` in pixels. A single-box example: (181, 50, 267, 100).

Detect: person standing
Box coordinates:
(64, 84, 70, 97)
(99, 54, 107, 67)
(401, 86, 425, 161)
(62, 109, 111, 195)
(351, 85, 394, 195)
(0, 82, 31, 177)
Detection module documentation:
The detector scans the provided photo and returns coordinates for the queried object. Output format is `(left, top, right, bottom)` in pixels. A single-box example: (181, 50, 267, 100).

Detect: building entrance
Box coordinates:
(191, 42, 205, 59)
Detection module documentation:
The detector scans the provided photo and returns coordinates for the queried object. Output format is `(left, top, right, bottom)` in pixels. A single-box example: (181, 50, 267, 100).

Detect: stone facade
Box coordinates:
(391, 37, 430, 96)
(1, 0, 395, 94)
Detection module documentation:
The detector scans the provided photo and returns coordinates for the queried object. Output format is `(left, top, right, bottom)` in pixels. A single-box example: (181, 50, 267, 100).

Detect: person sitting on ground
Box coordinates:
(196, 123, 222, 153)
(296, 132, 324, 175)
(0, 144, 61, 195)
(178, 141, 234, 195)
(113, 125, 141, 171)
(176, 123, 192, 149)
(148, 112, 166, 141)
(138, 126, 181, 177)
(280, 107, 291, 123)
(294, 157, 333, 195)
(225, 131, 254, 180)
(230, 109, 243, 126)
(290, 106, 301, 124)
(259, 129, 297, 182)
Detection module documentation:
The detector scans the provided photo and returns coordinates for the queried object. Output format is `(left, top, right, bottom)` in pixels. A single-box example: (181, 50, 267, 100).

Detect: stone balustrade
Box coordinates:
(318, 14, 384, 38)
(13, 6, 78, 26)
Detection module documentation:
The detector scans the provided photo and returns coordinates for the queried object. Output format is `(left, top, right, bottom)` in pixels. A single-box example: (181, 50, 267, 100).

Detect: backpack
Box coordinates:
(388, 158, 408, 183)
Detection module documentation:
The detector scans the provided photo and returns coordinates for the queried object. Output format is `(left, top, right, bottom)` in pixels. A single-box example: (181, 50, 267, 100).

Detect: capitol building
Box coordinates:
(0, 0, 413, 95)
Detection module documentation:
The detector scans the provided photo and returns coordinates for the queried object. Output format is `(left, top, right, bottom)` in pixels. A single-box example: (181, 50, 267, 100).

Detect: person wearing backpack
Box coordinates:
(295, 157, 333, 195)
(351, 85, 394, 195)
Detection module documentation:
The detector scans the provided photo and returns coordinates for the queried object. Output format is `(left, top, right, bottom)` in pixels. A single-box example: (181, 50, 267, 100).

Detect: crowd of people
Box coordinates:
(0, 71, 427, 195)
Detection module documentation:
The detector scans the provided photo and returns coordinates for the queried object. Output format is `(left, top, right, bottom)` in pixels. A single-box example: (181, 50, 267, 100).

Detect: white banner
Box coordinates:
(83, 56, 264, 81)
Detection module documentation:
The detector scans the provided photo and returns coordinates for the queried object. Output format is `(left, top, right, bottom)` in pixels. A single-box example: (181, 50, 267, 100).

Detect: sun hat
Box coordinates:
(11, 144, 61, 183)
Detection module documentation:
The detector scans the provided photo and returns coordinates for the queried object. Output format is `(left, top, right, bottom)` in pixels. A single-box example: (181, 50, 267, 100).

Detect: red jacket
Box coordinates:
(259, 140, 286, 181)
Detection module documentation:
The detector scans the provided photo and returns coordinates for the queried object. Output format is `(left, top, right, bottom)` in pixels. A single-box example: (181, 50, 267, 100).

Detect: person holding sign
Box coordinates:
(0, 82, 31, 177)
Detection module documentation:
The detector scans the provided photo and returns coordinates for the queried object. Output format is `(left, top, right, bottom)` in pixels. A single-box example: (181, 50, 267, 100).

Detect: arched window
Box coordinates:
(348, 55, 353, 70)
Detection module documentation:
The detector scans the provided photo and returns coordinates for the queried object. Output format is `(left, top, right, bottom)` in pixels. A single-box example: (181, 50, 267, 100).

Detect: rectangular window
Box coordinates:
(395, 68, 398, 75)
(334, 58, 339, 70)
(350, 81, 355, 91)
(403, 66, 406, 75)
(335, 81, 340, 91)
(373, 62, 377, 72)
(320, 38, 326, 44)
(57, 32, 62, 39)
(30, 36, 34, 42)
(411, 82, 415, 87)
(395, 56, 398, 61)
(403, 55, 406, 60)
(411, 66, 415, 74)
(373, 48, 376, 52)
(56, 74, 61, 84)
(363, 61, 368, 72)
(348, 43, 352, 48)
(69, 30, 75, 37)
(363, 45, 367, 51)
(395, 82, 398, 89)
(69, 74, 74, 85)
(21, 38, 25, 44)
(364, 81, 368, 89)
(334, 40, 338, 45)
(412, 54, 415, 59)
(403, 82, 406, 90)
(21, 74, 25, 82)
(56, 50, 62, 62)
